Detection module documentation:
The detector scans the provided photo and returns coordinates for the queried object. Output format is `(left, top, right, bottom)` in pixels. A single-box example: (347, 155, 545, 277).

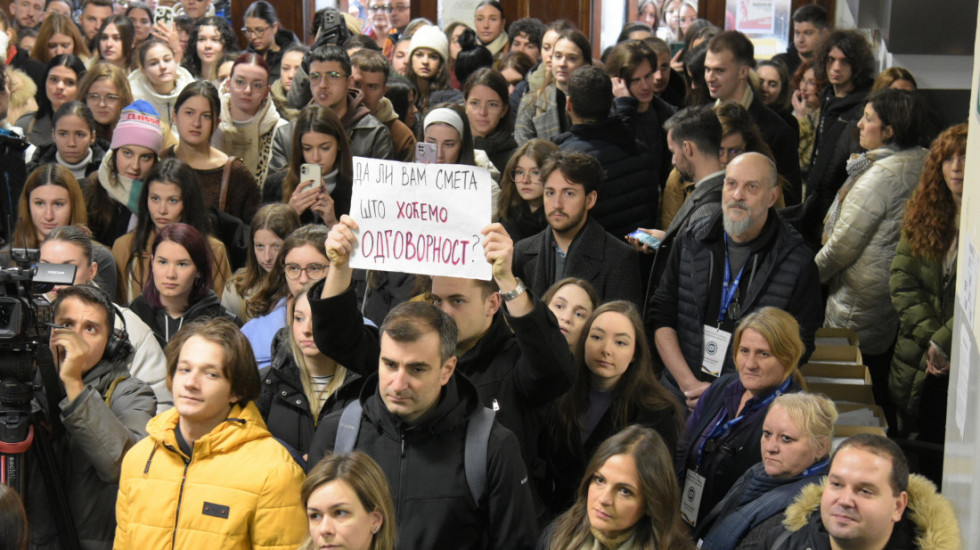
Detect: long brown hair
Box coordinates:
(903, 123, 967, 261)
(230, 204, 301, 306)
(283, 105, 354, 202)
(556, 301, 683, 449)
(12, 165, 87, 249)
(496, 138, 557, 219)
(246, 225, 329, 319)
(32, 13, 90, 63)
(549, 425, 693, 550)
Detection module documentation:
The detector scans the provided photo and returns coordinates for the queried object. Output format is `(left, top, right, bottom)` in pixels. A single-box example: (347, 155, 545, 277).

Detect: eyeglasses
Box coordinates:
(284, 263, 328, 280)
(231, 77, 267, 92)
(240, 26, 269, 37)
(511, 168, 541, 180)
(368, 4, 393, 12)
(86, 93, 121, 105)
(309, 71, 348, 83)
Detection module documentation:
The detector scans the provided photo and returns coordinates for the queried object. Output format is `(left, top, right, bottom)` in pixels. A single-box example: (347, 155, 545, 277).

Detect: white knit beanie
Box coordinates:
(409, 25, 449, 62)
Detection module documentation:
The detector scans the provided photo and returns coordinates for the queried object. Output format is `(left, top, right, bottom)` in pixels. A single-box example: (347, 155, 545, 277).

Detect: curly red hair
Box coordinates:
(903, 123, 967, 261)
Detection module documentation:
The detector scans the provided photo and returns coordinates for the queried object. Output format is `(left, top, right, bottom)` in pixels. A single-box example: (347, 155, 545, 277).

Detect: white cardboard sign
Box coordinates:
(347, 156, 493, 280)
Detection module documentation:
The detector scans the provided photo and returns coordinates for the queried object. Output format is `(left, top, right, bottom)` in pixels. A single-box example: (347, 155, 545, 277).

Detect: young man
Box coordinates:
(78, 0, 113, 43)
(27, 285, 156, 549)
(513, 149, 643, 306)
(773, 4, 831, 75)
(507, 17, 545, 65)
(307, 218, 547, 549)
(350, 49, 416, 162)
(705, 31, 802, 203)
(269, 45, 394, 173)
(767, 433, 959, 549)
(381, 0, 411, 58)
(650, 153, 821, 410)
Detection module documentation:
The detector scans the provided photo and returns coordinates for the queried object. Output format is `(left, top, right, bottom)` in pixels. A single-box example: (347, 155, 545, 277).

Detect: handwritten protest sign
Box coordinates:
(348, 157, 493, 280)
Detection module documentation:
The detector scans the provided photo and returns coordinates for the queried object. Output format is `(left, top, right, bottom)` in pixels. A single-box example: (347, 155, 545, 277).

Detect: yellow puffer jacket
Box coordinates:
(113, 402, 306, 550)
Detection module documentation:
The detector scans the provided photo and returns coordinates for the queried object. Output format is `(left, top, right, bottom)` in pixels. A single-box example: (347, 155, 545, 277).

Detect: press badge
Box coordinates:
(681, 469, 706, 526)
(701, 325, 732, 377)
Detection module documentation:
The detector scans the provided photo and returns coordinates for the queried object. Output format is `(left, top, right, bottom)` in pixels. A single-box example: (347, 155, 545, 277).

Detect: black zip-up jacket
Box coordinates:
(309, 371, 538, 549)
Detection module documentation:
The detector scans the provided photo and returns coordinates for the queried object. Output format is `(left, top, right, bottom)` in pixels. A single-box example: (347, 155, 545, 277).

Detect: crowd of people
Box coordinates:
(0, 0, 968, 549)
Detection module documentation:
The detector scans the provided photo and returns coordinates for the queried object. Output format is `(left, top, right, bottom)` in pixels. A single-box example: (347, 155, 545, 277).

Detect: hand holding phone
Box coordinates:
(416, 142, 437, 164)
(301, 163, 322, 192)
(627, 229, 662, 250)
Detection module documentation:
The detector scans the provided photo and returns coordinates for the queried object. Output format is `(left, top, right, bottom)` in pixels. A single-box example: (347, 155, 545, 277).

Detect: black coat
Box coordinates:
(747, 94, 802, 205)
(498, 201, 547, 243)
(650, 210, 822, 383)
(553, 117, 660, 239)
(307, 281, 576, 472)
(612, 95, 676, 188)
(309, 372, 539, 550)
(129, 290, 239, 348)
(474, 124, 518, 176)
(248, 28, 299, 81)
(26, 139, 110, 179)
(514, 217, 643, 306)
(256, 327, 363, 458)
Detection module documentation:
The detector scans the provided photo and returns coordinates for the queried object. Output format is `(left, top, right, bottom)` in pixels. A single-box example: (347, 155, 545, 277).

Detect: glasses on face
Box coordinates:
(240, 26, 269, 37)
(231, 77, 267, 92)
(284, 263, 327, 280)
(368, 4, 393, 12)
(86, 93, 121, 105)
(309, 71, 348, 83)
(511, 168, 541, 181)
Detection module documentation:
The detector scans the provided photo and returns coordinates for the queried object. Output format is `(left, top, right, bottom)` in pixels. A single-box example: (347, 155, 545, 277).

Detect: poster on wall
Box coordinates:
(724, 0, 791, 59)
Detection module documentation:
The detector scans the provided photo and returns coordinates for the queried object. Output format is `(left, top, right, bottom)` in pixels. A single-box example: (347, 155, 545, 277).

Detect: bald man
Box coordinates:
(650, 152, 822, 410)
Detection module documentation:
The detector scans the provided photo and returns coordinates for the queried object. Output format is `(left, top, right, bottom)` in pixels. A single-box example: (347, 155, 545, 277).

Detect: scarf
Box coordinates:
(483, 32, 509, 59)
(218, 91, 282, 184)
(97, 151, 143, 215)
(822, 146, 898, 244)
(586, 528, 636, 550)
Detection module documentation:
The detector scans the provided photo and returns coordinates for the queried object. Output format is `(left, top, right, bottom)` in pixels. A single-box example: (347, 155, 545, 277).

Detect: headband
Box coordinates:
(423, 108, 464, 137)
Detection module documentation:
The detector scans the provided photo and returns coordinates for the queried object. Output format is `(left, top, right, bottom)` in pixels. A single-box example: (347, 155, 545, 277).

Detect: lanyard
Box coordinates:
(696, 376, 792, 466)
(801, 457, 830, 477)
(718, 233, 747, 323)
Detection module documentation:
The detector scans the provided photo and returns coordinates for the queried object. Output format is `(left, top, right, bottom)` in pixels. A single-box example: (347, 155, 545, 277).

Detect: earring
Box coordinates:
(372, 526, 379, 534)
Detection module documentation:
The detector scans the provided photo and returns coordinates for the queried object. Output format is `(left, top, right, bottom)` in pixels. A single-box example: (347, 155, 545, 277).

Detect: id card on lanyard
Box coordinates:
(702, 234, 746, 377)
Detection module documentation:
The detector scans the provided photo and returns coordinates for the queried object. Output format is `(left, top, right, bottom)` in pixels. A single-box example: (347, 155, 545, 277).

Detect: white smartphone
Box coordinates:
(415, 142, 437, 164)
(301, 163, 322, 192)
(154, 5, 174, 27)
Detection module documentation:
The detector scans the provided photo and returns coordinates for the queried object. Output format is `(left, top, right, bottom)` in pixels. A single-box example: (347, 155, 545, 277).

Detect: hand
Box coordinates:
(325, 215, 359, 267)
(611, 76, 631, 99)
(50, 328, 92, 400)
(481, 223, 515, 288)
(311, 186, 337, 227)
(926, 343, 950, 376)
(625, 228, 665, 254)
(288, 181, 320, 215)
(792, 90, 808, 120)
(151, 21, 182, 63)
(682, 380, 711, 411)
(670, 48, 685, 73)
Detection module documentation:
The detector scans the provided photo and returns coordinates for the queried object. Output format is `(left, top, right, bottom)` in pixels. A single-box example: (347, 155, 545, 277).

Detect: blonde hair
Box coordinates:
(289, 283, 348, 414)
(771, 393, 838, 457)
(732, 306, 805, 386)
(5, 67, 37, 124)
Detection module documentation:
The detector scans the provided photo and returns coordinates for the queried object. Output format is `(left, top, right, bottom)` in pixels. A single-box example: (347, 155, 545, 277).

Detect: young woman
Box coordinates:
(242, 225, 329, 370)
(465, 68, 516, 176)
(495, 138, 555, 241)
(222, 203, 300, 321)
(78, 62, 132, 143)
(270, 43, 307, 121)
(299, 452, 396, 550)
(257, 284, 359, 458)
(422, 104, 501, 204)
(83, 99, 163, 249)
(637, 0, 660, 30)
(243, 0, 299, 81)
(452, 28, 494, 93)
(791, 60, 824, 181)
(115, 317, 307, 548)
(15, 54, 86, 148)
(541, 277, 598, 351)
(92, 15, 136, 72)
(384, 78, 419, 131)
(10, 164, 86, 251)
(181, 16, 238, 84)
(540, 301, 683, 516)
(167, 80, 261, 222)
(111, 158, 232, 305)
(756, 59, 796, 132)
(712, 101, 787, 207)
(406, 25, 459, 112)
(265, 105, 353, 227)
(543, 425, 692, 549)
(26, 101, 108, 180)
(125, 2, 154, 49)
(474, 0, 508, 61)
(497, 50, 534, 96)
(128, 39, 195, 135)
(515, 28, 590, 144)
(444, 21, 471, 90)
(211, 53, 285, 186)
(30, 13, 89, 64)
(128, 222, 239, 347)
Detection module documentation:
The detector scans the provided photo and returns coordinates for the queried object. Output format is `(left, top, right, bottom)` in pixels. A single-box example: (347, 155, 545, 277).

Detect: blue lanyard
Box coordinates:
(718, 233, 747, 323)
(801, 457, 830, 477)
(695, 377, 793, 466)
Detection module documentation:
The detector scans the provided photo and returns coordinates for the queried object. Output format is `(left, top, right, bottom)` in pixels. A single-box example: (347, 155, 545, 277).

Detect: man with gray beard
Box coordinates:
(649, 152, 822, 410)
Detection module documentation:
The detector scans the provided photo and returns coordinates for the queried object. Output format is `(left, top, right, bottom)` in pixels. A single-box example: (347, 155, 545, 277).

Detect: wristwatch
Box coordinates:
(498, 278, 527, 302)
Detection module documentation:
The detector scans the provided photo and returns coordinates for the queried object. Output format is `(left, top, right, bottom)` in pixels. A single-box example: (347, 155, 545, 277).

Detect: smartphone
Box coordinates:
(416, 142, 438, 164)
(301, 163, 322, 192)
(628, 229, 662, 250)
(154, 5, 174, 27)
(669, 41, 685, 57)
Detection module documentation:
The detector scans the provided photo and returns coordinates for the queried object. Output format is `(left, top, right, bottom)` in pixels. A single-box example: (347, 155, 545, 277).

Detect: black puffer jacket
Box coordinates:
(308, 372, 539, 550)
(27, 139, 110, 178)
(256, 327, 363, 458)
(129, 289, 240, 348)
(553, 117, 660, 238)
(612, 95, 675, 187)
(650, 210, 822, 382)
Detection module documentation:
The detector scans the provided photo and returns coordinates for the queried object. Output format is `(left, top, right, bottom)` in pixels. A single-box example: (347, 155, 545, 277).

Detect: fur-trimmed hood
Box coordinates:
(782, 474, 961, 550)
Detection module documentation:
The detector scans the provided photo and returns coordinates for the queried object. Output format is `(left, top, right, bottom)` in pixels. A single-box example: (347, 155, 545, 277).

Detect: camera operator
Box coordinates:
(40, 225, 172, 412)
(27, 284, 156, 550)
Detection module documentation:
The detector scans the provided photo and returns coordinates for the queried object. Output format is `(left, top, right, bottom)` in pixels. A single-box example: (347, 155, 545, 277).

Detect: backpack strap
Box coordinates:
(464, 407, 495, 505)
(218, 156, 236, 211)
(768, 529, 793, 550)
(335, 399, 363, 454)
(103, 375, 130, 408)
